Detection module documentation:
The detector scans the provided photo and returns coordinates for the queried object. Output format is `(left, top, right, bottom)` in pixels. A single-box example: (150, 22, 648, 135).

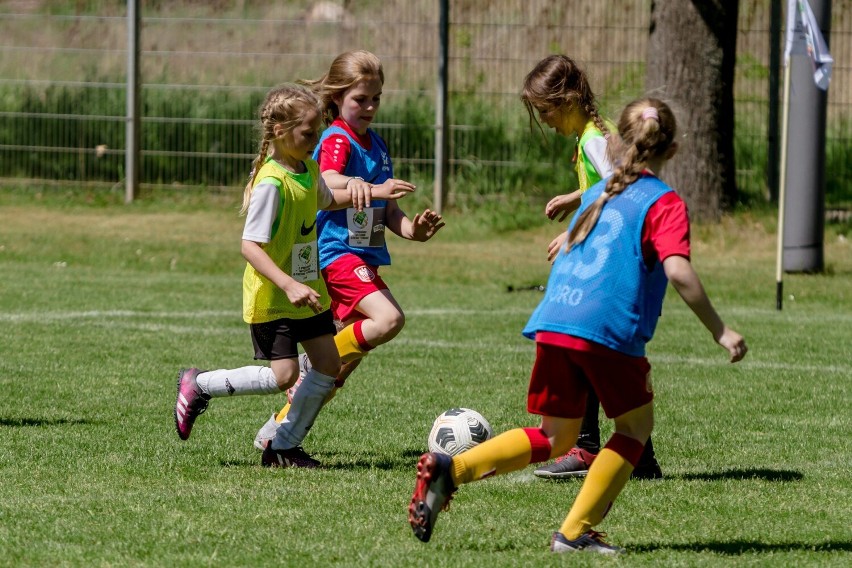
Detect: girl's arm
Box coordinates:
(545, 135, 614, 251)
(320, 172, 414, 211)
(545, 190, 582, 222)
(385, 200, 445, 242)
(241, 240, 323, 314)
(662, 255, 747, 362)
(321, 172, 373, 211)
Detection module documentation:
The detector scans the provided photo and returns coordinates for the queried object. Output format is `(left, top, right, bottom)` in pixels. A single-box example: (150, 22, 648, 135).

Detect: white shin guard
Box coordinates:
(270, 369, 336, 450)
(196, 366, 281, 397)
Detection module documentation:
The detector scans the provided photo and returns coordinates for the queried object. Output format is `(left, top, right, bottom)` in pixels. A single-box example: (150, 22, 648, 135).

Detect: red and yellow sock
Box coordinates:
(558, 433, 644, 539)
(450, 427, 551, 486)
(335, 320, 373, 363)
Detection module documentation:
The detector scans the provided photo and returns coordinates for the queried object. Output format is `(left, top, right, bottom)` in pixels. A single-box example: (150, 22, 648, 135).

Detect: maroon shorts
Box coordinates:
(321, 253, 389, 322)
(527, 341, 653, 419)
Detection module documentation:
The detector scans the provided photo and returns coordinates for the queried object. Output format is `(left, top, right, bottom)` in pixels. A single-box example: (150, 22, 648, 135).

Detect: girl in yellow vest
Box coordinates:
(173, 84, 409, 468)
(520, 55, 662, 480)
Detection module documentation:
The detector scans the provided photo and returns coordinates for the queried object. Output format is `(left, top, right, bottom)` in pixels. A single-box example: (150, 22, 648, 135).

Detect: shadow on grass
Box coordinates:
(541, 467, 803, 484)
(0, 417, 95, 427)
(676, 468, 804, 482)
(220, 449, 425, 470)
(634, 540, 851, 554)
(335, 449, 425, 469)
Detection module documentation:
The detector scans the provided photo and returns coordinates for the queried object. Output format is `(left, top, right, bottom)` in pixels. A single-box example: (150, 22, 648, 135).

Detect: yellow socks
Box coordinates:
(274, 403, 290, 423)
(334, 321, 373, 363)
(450, 427, 551, 486)
(559, 433, 645, 539)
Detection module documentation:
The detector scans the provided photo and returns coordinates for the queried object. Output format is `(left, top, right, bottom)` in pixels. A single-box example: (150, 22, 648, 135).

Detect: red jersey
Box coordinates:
(317, 117, 373, 174)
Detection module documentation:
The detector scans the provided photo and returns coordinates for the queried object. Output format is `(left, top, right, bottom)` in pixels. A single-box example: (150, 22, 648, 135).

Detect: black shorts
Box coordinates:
(250, 310, 336, 361)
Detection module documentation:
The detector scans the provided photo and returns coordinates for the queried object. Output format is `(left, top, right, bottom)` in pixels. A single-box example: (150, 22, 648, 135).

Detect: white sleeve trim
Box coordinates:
(241, 182, 279, 243)
(317, 176, 334, 209)
(585, 136, 614, 178)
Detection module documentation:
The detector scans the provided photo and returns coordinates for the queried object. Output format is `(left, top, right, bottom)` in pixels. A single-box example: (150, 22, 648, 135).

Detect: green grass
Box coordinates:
(0, 189, 850, 566)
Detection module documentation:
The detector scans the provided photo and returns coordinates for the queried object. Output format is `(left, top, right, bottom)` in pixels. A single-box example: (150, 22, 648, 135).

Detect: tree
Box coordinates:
(646, 1, 739, 221)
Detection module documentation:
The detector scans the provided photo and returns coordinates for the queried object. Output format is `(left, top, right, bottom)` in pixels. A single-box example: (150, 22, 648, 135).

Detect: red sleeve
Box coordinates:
(641, 191, 690, 266)
(318, 131, 351, 174)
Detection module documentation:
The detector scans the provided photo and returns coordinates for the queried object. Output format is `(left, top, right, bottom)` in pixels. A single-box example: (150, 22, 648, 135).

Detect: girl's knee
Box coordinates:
(613, 406, 654, 442)
(389, 312, 406, 338)
(273, 367, 299, 391)
(312, 360, 341, 378)
(377, 310, 405, 340)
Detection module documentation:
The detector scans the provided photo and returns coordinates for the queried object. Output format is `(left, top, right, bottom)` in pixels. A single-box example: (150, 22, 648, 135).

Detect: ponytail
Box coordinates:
(566, 98, 677, 251)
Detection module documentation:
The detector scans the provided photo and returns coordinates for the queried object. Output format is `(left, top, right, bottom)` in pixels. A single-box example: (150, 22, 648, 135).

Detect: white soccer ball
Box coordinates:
(428, 408, 493, 456)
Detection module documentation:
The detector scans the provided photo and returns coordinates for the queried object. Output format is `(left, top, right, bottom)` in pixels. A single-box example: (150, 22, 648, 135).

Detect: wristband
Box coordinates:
(346, 176, 364, 188)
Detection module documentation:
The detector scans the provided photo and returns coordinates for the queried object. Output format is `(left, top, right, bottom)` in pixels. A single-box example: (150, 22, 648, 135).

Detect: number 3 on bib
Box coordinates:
(571, 208, 624, 280)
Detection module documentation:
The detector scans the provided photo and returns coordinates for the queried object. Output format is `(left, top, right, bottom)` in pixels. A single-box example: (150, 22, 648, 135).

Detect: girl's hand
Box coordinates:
(283, 281, 324, 314)
(717, 327, 748, 363)
(371, 178, 416, 201)
(408, 209, 445, 241)
(346, 177, 374, 211)
(547, 232, 568, 263)
(545, 192, 581, 221)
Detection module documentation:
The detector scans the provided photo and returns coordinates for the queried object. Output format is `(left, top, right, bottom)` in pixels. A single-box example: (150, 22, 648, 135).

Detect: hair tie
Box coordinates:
(641, 107, 659, 122)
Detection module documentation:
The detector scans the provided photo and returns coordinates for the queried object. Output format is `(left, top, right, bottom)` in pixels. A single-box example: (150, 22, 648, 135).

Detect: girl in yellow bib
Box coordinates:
(173, 84, 409, 468)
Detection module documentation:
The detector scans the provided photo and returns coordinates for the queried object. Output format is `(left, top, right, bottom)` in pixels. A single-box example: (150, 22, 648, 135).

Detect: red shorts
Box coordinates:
(527, 339, 653, 419)
(321, 253, 389, 322)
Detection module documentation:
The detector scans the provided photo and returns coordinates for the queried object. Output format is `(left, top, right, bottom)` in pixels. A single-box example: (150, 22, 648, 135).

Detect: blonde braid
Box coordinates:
(567, 98, 677, 250)
(240, 84, 321, 215)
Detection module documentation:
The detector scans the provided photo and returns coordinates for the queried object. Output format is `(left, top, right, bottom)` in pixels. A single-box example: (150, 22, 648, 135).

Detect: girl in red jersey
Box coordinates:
(408, 98, 747, 554)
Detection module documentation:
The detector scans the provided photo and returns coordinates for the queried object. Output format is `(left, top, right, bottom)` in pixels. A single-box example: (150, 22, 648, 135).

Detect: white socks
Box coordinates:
(196, 366, 281, 397)
(271, 369, 336, 450)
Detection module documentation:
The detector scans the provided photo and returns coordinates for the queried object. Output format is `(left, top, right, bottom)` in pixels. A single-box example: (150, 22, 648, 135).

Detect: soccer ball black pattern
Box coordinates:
(428, 407, 493, 456)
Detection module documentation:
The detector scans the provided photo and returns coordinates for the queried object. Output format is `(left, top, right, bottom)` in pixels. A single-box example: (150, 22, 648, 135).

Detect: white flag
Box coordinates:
(785, 0, 833, 90)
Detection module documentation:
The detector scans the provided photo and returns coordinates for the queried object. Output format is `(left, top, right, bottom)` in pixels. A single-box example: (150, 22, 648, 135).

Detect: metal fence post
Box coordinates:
(433, 0, 449, 213)
(125, 0, 140, 204)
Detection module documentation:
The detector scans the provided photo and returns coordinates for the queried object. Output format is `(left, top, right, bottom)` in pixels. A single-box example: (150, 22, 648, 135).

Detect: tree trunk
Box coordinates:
(646, 0, 739, 222)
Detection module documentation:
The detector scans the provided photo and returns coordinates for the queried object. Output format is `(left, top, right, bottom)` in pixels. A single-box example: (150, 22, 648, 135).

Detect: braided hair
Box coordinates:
(240, 84, 321, 214)
(567, 98, 677, 249)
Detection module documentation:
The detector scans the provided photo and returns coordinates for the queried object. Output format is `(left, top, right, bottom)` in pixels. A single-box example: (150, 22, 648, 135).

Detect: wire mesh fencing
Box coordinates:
(0, 0, 849, 208)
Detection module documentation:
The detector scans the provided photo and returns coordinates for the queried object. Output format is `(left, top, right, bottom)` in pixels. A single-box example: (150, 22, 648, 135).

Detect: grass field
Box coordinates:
(0, 189, 850, 566)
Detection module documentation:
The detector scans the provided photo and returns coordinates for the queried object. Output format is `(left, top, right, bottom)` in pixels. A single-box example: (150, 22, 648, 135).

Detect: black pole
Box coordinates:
(433, 0, 449, 214)
(768, 0, 781, 202)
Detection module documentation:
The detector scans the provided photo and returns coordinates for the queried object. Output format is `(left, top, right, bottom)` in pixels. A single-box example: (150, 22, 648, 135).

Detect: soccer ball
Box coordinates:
(428, 408, 493, 456)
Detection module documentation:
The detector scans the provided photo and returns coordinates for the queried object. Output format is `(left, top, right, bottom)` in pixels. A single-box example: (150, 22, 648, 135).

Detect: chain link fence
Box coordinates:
(0, 0, 849, 208)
